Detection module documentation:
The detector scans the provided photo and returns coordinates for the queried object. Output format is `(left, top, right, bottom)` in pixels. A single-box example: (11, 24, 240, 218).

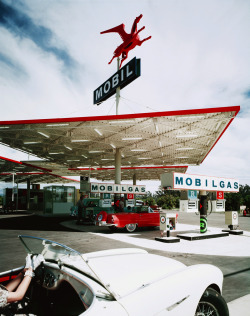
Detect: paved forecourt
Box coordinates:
(0, 211, 249, 315)
(61, 212, 250, 315)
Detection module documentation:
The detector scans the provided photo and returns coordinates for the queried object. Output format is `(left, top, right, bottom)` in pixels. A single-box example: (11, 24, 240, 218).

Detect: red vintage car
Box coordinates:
(96, 207, 160, 232)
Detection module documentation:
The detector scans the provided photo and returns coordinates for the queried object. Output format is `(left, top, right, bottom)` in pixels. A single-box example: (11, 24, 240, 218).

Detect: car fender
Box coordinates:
(107, 213, 139, 228)
(96, 211, 108, 222)
(82, 297, 128, 316)
(118, 264, 223, 316)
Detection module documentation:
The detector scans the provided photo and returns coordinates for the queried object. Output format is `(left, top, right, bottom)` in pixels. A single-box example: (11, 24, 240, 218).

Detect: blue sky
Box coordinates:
(0, 0, 250, 192)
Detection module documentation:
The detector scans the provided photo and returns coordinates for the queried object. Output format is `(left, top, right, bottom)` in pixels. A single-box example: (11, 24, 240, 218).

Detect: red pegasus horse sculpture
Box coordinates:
(101, 14, 151, 68)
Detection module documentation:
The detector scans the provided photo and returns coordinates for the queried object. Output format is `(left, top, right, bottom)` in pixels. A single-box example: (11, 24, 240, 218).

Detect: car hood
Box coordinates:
(19, 235, 186, 299)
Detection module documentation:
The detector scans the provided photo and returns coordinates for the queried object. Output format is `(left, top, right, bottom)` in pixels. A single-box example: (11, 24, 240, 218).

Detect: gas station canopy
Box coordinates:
(0, 156, 80, 184)
(0, 106, 240, 182)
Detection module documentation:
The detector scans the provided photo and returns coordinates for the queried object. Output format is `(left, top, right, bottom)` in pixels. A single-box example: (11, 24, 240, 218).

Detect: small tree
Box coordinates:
(141, 191, 156, 206)
(244, 195, 250, 209)
(144, 196, 156, 206)
(224, 192, 240, 211)
(156, 194, 178, 209)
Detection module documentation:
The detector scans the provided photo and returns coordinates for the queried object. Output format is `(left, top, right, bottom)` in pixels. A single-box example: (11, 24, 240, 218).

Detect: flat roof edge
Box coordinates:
(0, 105, 240, 126)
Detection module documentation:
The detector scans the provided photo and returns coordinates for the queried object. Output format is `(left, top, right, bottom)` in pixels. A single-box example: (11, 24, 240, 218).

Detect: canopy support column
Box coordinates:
(115, 148, 121, 185)
(16, 181, 18, 211)
(133, 173, 137, 185)
(27, 178, 30, 212)
(12, 173, 15, 202)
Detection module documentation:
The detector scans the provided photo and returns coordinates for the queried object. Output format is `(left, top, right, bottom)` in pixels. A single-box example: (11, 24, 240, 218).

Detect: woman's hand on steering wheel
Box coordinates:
(32, 254, 45, 271)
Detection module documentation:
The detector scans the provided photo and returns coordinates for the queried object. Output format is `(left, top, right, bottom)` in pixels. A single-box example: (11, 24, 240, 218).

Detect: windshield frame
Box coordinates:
(19, 235, 81, 257)
(18, 235, 115, 299)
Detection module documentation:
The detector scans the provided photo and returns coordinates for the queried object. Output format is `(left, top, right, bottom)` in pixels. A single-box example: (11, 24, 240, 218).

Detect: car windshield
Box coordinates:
(18, 235, 114, 298)
(19, 235, 81, 261)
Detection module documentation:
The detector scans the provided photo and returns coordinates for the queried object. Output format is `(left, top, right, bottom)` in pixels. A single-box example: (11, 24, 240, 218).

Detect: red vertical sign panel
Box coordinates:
(217, 191, 224, 199)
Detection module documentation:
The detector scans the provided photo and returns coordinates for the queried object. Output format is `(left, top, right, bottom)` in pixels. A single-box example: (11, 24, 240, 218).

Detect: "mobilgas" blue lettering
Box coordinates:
(220, 181, 225, 188)
(195, 179, 201, 186)
(175, 177, 183, 186)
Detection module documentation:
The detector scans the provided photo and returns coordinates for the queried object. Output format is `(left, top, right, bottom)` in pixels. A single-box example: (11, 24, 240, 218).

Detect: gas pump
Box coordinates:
(179, 190, 199, 212)
(225, 211, 239, 230)
(160, 212, 170, 237)
(99, 193, 112, 208)
(126, 193, 135, 210)
(207, 191, 225, 213)
(155, 211, 180, 243)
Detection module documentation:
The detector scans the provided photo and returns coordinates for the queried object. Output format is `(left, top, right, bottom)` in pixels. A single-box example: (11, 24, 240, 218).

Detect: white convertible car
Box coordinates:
(0, 235, 229, 316)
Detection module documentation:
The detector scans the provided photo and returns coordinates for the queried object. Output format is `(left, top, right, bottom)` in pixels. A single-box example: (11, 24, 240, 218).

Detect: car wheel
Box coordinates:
(195, 288, 229, 316)
(125, 223, 137, 233)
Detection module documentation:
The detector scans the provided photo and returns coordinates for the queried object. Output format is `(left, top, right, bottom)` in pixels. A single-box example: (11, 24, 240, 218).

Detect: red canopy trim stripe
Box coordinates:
(0, 172, 80, 182)
(0, 156, 52, 172)
(0, 106, 240, 126)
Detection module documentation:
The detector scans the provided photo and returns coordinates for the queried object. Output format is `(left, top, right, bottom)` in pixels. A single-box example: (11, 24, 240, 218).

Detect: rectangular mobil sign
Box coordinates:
(173, 173, 239, 192)
(90, 183, 146, 194)
(93, 57, 141, 104)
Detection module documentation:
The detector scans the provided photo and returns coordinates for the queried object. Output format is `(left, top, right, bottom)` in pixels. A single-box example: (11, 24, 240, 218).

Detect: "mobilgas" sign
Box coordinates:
(90, 183, 146, 194)
(161, 172, 239, 192)
(93, 57, 141, 104)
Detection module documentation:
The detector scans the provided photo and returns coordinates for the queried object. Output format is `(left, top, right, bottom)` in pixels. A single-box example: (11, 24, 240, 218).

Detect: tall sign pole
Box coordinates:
(116, 57, 120, 115)
(115, 57, 121, 193)
(93, 14, 151, 200)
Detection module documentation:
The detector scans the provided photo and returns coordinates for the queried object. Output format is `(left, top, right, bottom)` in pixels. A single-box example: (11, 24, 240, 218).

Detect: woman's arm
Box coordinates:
(5, 270, 24, 292)
(6, 268, 33, 303)
(6, 253, 33, 292)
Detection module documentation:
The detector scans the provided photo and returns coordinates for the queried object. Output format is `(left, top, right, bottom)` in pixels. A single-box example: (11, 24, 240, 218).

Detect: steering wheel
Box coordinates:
(33, 262, 45, 285)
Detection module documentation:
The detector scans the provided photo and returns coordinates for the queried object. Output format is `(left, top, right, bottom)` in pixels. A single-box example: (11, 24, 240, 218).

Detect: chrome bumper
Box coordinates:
(95, 220, 116, 227)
